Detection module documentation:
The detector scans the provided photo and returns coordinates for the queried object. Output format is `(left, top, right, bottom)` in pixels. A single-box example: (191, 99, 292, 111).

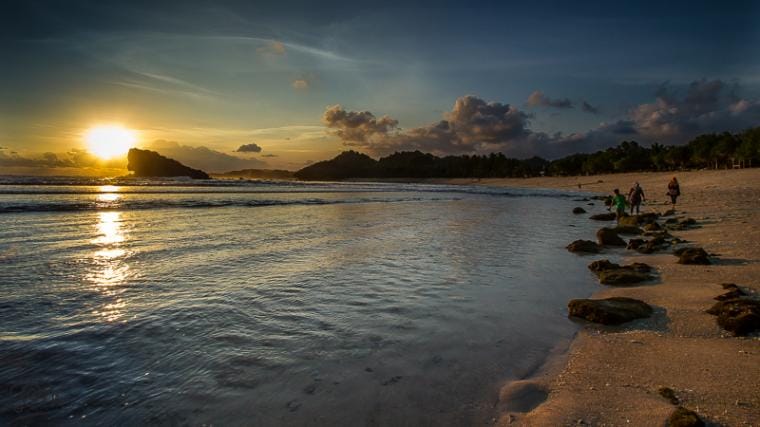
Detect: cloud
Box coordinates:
(0, 149, 122, 169)
(235, 143, 262, 153)
(324, 96, 539, 156)
(322, 105, 400, 143)
(526, 91, 573, 109)
(257, 40, 286, 55)
(322, 79, 760, 159)
(581, 101, 600, 114)
(625, 79, 760, 142)
(146, 140, 266, 172)
(291, 78, 309, 90)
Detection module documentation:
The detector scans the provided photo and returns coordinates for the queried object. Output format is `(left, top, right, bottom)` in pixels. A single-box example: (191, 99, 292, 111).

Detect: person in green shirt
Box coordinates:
(610, 188, 628, 222)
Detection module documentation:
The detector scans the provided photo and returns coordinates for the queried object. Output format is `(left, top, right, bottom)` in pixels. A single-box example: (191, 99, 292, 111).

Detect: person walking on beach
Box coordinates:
(628, 182, 646, 215)
(667, 177, 681, 208)
(609, 189, 627, 222)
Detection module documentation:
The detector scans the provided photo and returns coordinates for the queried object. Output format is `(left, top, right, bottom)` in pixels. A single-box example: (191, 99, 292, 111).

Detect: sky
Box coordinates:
(1, 0, 760, 174)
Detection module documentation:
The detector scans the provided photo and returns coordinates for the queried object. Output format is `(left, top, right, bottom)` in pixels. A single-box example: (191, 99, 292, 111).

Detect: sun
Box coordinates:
(85, 125, 137, 159)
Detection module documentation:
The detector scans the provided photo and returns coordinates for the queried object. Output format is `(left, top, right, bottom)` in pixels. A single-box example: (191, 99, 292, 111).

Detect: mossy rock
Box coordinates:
(566, 240, 601, 253)
(658, 387, 679, 405)
(598, 269, 652, 286)
(667, 407, 705, 427)
(675, 247, 710, 265)
(643, 222, 662, 232)
(568, 297, 653, 325)
(627, 238, 645, 250)
(596, 227, 626, 246)
(590, 212, 617, 221)
(706, 299, 760, 336)
(588, 259, 620, 273)
(613, 225, 642, 235)
(617, 215, 639, 227)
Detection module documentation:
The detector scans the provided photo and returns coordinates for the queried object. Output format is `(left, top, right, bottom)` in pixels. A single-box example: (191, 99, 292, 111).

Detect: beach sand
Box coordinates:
(447, 169, 760, 425)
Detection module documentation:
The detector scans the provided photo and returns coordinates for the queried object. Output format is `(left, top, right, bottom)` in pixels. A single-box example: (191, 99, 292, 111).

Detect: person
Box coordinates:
(628, 182, 646, 215)
(609, 188, 627, 222)
(667, 177, 681, 208)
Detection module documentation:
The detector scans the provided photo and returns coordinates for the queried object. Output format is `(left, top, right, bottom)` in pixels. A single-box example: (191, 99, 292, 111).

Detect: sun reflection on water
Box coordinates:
(90, 211, 129, 322)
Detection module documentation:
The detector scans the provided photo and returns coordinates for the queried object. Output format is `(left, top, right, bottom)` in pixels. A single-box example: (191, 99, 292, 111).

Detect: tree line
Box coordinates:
(294, 127, 760, 180)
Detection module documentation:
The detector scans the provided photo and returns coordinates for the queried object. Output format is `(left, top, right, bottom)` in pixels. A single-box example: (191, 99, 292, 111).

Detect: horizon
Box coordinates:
(2, 1, 760, 176)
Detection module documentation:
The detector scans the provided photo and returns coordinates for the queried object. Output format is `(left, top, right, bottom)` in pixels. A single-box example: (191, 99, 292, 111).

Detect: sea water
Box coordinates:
(0, 178, 599, 426)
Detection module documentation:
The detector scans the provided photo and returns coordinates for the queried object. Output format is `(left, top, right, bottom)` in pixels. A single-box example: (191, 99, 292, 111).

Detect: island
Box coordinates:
(127, 148, 211, 179)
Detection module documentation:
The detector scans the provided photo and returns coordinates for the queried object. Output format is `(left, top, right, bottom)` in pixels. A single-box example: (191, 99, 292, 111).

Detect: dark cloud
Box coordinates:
(581, 101, 599, 114)
(323, 80, 760, 159)
(526, 91, 573, 109)
(626, 78, 760, 142)
(147, 140, 266, 172)
(235, 143, 262, 153)
(0, 149, 121, 169)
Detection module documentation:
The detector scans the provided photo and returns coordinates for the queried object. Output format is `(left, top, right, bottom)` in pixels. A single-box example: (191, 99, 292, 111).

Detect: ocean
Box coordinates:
(0, 177, 600, 426)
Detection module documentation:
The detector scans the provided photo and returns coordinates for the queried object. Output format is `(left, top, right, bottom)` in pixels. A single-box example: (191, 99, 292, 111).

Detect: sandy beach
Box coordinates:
(447, 169, 760, 425)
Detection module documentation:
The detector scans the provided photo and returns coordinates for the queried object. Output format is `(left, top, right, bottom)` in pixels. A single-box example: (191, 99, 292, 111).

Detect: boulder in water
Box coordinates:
(568, 297, 653, 325)
(643, 222, 662, 232)
(596, 227, 626, 246)
(587, 259, 620, 273)
(627, 238, 645, 250)
(617, 215, 639, 227)
(572, 207, 587, 214)
(566, 240, 601, 253)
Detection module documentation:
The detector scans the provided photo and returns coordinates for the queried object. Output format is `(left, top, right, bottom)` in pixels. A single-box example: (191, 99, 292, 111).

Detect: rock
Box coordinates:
(587, 259, 620, 273)
(572, 207, 587, 214)
(665, 218, 679, 224)
(643, 222, 662, 232)
(596, 228, 626, 246)
(706, 299, 760, 336)
(566, 240, 601, 253)
(627, 262, 653, 273)
(658, 387, 680, 405)
(613, 225, 642, 235)
(617, 215, 639, 227)
(662, 209, 676, 217)
(589, 212, 617, 221)
(637, 212, 660, 224)
(598, 269, 652, 286)
(714, 284, 748, 301)
(568, 297, 653, 325)
(667, 407, 705, 427)
(674, 247, 710, 265)
(127, 148, 211, 179)
(627, 238, 646, 250)
(681, 218, 697, 226)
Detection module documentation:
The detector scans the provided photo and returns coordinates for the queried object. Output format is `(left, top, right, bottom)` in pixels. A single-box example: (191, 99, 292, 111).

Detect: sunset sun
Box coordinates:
(85, 125, 137, 159)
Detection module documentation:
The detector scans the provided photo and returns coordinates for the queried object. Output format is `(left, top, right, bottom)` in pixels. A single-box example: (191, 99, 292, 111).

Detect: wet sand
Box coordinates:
(445, 169, 760, 425)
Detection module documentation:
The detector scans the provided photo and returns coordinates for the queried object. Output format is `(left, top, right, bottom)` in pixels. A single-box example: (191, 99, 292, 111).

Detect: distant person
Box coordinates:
(667, 177, 681, 208)
(609, 189, 627, 222)
(628, 182, 646, 215)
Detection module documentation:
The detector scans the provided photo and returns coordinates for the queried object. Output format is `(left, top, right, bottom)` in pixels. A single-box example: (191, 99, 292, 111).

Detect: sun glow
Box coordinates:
(85, 125, 137, 159)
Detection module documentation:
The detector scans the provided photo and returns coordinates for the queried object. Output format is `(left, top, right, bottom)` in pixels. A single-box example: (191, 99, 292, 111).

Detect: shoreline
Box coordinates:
(454, 169, 760, 425)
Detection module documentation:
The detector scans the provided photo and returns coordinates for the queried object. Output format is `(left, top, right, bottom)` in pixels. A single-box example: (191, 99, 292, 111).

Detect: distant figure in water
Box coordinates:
(627, 182, 645, 215)
(610, 189, 627, 222)
(667, 177, 681, 208)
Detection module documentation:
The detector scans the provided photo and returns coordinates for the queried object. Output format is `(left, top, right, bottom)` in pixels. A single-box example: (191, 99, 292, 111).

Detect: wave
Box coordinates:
(0, 196, 461, 214)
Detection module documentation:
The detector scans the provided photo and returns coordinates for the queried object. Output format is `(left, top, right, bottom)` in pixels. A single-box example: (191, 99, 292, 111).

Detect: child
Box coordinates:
(610, 188, 627, 222)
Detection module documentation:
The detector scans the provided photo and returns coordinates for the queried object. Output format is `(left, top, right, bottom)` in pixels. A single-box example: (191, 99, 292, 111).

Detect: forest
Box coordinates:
(294, 127, 760, 180)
